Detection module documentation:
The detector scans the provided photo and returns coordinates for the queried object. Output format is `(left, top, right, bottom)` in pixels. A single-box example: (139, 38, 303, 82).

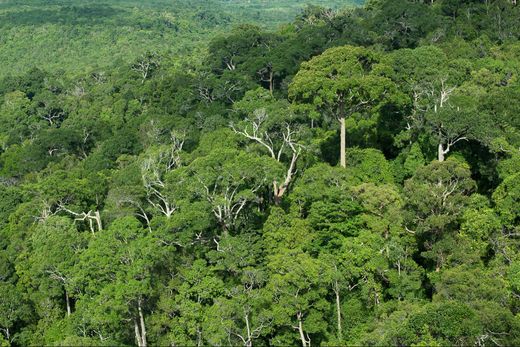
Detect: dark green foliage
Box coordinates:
(1, 1, 520, 346)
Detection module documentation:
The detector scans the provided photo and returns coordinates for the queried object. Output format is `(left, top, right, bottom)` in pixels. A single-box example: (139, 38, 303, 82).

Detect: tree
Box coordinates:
(0, 282, 31, 345)
(140, 132, 185, 219)
(262, 208, 328, 346)
(205, 271, 272, 347)
(0, 91, 34, 148)
(187, 148, 280, 234)
(149, 259, 224, 346)
(368, 0, 440, 49)
(426, 82, 493, 162)
(31, 167, 107, 233)
(73, 217, 161, 346)
(132, 52, 160, 84)
(19, 217, 85, 318)
(493, 172, 520, 231)
(232, 88, 307, 204)
(32, 90, 66, 127)
(388, 46, 495, 161)
(404, 159, 476, 270)
(289, 45, 402, 167)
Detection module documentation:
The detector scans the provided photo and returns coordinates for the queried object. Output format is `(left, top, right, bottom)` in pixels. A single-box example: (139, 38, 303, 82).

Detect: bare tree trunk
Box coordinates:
(245, 312, 252, 347)
(197, 327, 203, 347)
(340, 117, 346, 168)
(134, 319, 143, 347)
(438, 142, 446, 162)
(65, 289, 71, 317)
(334, 281, 342, 341)
(273, 150, 299, 205)
(94, 210, 103, 231)
(133, 300, 147, 347)
(138, 300, 147, 347)
(297, 312, 310, 347)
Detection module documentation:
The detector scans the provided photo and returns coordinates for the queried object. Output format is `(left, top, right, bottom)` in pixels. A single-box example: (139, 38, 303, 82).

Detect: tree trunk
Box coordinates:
(245, 312, 252, 347)
(273, 150, 299, 205)
(334, 281, 342, 341)
(273, 184, 282, 205)
(340, 117, 346, 168)
(138, 300, 147, 347)
(297, 312, 310, 347)
(438, 142, 446, 162)
(95, 210, 103, 231)
(65, 289, 71, 317)
(134, 319, 143, 347)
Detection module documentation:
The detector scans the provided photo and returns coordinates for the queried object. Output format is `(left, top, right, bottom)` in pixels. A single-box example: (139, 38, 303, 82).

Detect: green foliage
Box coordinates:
(2, 1, 520, 346)
(0, 0, 359, 79)
(493, 172, 520, 230)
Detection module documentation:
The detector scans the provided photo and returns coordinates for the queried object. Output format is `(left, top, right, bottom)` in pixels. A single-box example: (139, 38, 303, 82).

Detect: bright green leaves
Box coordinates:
(0, 282, 31, 345)
(0, 91, 33, 148)
(149, 259, 224, 346)
(263, 211, 328, 345)
(405, 159, 476, 237)
(3, 1, 520, 346)
(493, 173, 520, 230)
(188, 148, 281, 232)
(405, 301, 483, 346)
(404, 159, 477, 272)
(69, 216, 159, 345)
(289, 46, 399, 119)
(289, 45, 404, 167)
(232, 88, 309, 203)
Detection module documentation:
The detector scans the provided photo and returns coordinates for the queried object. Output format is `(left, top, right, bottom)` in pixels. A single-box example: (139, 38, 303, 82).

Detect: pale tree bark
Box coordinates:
(231, 110, 303, 204)
(295, 312, 311, 347)
(65, 290, 71, 317)
(134, 320, 143, 347)
(228, 307, 271, 347)
(273, 146, 300, 205)
(333, 280, 342, 341)
(408, 80, 463, 162)
(40, 109, 64, 126)
(437, 134, 468, 162)
(57, 204, 103, 234)
(338, 97, 347, 168)
(38, 200, 55, 222)
(433, 80, 462, 162)
(438, 142, 446, 162)
(138, 299, 147, 347)
(0, 328, 10, 343)
(132, 52, 160, 84)
(134, 299, 147, 347)
(244, 312, 252, 347)
(225, 56, 236, 71)
(225, 272, 272, 347)
(141, 133, 184, 218)
(47, 270, 72, 317)
(199, 178, 262, 234)
(336, 95, 371, 169)
(116, 196, 152, 232)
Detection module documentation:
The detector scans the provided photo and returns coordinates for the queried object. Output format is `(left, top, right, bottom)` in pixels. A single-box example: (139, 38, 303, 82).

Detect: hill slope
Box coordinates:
(0, 0, 360, 77)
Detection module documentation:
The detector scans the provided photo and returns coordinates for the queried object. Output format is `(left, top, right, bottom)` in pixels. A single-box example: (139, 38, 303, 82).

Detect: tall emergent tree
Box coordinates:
(289, 46, 401, 168)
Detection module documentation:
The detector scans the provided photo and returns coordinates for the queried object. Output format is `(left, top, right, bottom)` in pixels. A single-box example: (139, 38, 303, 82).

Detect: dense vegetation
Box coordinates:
(0, 0, 359, 78)
(1, 0, 520, 346)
